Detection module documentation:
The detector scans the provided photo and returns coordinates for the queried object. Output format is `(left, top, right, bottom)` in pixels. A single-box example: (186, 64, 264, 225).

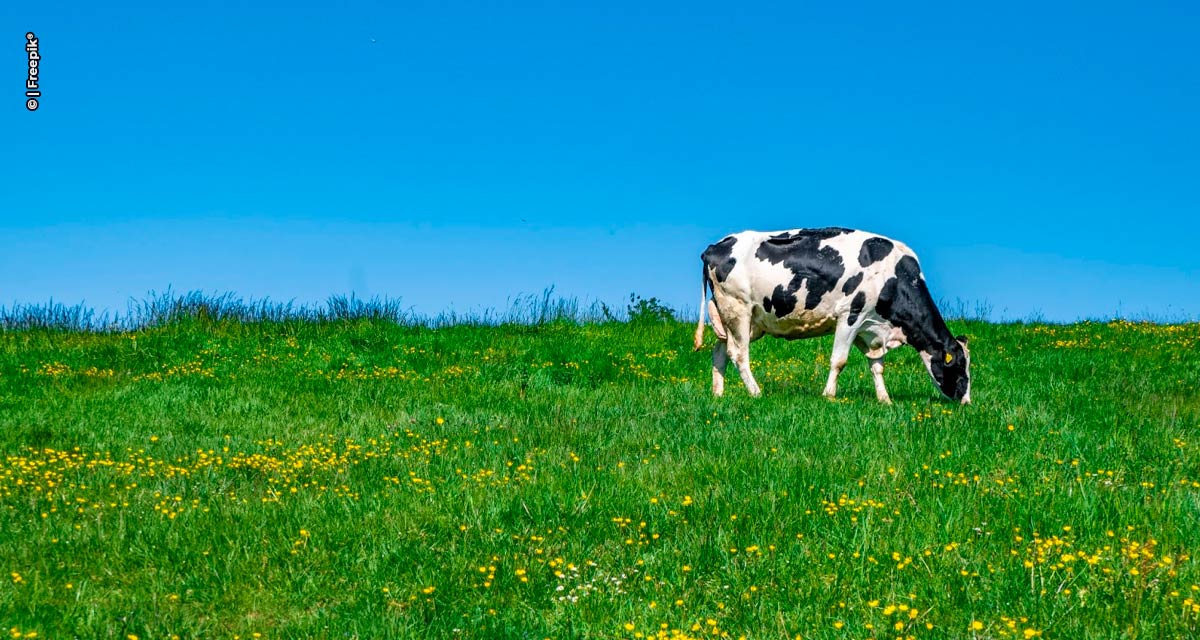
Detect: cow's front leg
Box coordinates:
(853, 337, 892, 404)
(822, 321, 857, 399)
(711, 341, 729, 396)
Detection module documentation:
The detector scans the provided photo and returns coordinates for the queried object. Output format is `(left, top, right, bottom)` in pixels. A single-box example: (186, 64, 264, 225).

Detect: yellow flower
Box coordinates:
(970, 621, 984, 630)
(436, 417, 445, 425)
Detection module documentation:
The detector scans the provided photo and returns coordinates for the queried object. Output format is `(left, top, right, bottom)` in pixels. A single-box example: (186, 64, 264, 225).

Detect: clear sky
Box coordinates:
(3, 1, 1198, 322)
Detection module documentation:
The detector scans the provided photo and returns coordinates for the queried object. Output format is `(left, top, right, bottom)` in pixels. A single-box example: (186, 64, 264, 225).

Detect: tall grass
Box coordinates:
(0, 300, 117, 332)
(10, 290, 1183, 334)
(0, 288, 625, 333)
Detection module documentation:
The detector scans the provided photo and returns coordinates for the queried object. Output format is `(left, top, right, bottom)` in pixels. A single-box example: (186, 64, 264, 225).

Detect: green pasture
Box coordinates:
(1, 312, 1198, 639)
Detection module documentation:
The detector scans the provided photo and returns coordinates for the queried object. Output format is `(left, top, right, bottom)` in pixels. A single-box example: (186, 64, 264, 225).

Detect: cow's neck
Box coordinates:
(877, 255, 957, 355)
(895, 306, 954, 354)
(884, 271, 955, 354)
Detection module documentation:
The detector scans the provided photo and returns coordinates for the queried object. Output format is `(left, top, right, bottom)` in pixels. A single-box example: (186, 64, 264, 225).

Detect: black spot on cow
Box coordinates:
(767, 227, 852, 244)
(875, 256, 940, 351)
(754, 229, 846, 316)
(875, 276, 898, 322)
(858, 237, 894, 267)
(701, 236, 738, 283)
(841, 272, 863, 295)
(847, 291, 867, 325)
(763, 284, 796, 316)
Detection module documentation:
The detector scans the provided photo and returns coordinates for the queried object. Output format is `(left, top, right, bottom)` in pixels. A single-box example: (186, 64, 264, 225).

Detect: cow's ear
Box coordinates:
(955, 334, 968, 345)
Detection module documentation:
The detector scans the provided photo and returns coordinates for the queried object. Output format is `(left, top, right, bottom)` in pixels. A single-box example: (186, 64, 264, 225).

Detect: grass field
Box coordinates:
(1, 303, 1198, 639)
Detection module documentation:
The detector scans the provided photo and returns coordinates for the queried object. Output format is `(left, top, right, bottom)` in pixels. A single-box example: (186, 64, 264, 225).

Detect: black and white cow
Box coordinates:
(694, 227, 971, 404)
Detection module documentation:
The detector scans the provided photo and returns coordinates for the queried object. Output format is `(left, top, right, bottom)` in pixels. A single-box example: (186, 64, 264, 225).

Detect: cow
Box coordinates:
(694, 227, 971, 404)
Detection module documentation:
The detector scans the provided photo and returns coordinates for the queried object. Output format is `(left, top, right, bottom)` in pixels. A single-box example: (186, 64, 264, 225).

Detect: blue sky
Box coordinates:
(3, 1, 1198, 321)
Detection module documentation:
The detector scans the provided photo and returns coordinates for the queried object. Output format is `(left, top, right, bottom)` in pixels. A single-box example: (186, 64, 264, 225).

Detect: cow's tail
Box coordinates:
(694, 264, 729, 350)
(694, 265, 708, 351)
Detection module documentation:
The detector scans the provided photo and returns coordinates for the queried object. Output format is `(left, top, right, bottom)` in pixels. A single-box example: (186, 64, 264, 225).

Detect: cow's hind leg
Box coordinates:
(711, 341, 729, 396)
(725, 314, 762, 397)
(822, 320, 858, 399)
(854, 337, 892, 404)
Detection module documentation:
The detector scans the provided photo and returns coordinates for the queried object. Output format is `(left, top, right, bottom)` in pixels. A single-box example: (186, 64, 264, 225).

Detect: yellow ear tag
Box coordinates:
(944, 353, 954, 364)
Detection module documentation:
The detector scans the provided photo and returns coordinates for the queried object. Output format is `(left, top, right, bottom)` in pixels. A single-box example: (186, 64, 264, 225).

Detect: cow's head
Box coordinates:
(921, 335, 971, 404)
